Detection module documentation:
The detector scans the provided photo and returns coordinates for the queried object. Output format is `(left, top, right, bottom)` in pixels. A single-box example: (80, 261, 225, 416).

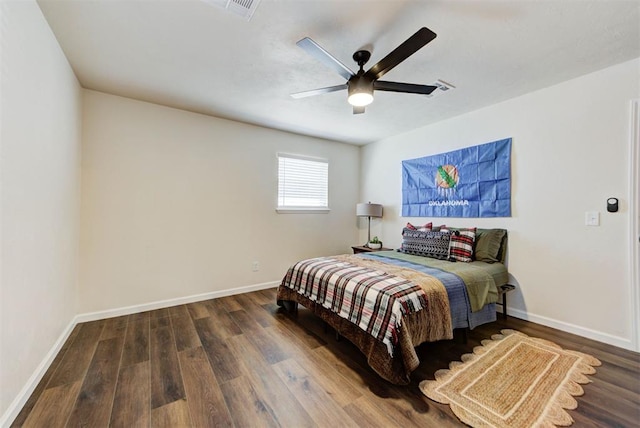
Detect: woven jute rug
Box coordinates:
(419, 329, 601, 427)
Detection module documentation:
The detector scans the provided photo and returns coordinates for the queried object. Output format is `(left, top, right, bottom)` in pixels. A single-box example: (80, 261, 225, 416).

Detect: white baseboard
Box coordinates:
(0, 280, 280, 427)
(0, 318, 77, 428)
(507, 307, 634, 351)
(75, 280, 281, 323)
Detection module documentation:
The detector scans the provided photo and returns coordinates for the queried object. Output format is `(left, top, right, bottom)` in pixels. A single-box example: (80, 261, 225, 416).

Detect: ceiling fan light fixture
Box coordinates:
(347, 79, 374, 106)
(348, 91, 373, 107)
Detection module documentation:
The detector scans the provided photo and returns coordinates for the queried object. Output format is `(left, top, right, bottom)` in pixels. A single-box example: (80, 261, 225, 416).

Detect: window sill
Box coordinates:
(276, 208, 331, 214)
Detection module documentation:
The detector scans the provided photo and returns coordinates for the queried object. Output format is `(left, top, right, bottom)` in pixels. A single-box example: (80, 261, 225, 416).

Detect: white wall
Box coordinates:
(0, 0, 82, 420)
(361, 58, 640, 349)
(80, 90, 360, 314)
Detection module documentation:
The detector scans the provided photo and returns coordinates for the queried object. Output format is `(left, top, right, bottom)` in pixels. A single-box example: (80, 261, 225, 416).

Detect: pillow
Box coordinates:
(405, 222, 432, 232)
(441, 227, 477, 262)
(474, 228, 507, 263)
(399, 229, 451, 260)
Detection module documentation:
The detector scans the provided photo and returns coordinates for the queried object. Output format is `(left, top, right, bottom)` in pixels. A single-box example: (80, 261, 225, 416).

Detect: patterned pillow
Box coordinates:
(400, 229, 451, 260)
(405, 222, 432, 232)
(441, 227, 477, 262)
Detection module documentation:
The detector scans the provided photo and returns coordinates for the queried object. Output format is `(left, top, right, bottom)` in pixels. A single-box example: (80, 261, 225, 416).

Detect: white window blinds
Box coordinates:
(277, 154, 329, 210)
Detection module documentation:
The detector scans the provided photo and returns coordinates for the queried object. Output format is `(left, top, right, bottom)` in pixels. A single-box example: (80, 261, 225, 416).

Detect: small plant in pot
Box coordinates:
(368, 236, 382, 250)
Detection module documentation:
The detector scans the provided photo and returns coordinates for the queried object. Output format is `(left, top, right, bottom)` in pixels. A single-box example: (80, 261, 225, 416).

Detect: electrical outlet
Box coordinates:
(252, 261, 259, 272)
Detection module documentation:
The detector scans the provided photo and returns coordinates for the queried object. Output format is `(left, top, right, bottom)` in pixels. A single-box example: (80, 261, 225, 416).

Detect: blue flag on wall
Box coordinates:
(402, 138, 512, 217)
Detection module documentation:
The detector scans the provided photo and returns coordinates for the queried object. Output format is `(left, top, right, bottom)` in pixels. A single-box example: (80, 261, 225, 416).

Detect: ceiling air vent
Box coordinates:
(202, 0, 263, 21)
(425, 79, 456, 98)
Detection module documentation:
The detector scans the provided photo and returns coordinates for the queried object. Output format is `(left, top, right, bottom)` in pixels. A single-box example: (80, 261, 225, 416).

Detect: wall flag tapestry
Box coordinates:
(402, 138, 511, 218)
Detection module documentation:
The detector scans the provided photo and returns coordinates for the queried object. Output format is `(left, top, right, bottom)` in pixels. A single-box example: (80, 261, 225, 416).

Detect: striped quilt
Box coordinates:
(280, 255, 433, 356)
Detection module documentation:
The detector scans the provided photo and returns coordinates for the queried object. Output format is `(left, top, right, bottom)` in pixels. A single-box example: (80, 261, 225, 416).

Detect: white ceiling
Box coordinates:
(38, 0, 640, 145)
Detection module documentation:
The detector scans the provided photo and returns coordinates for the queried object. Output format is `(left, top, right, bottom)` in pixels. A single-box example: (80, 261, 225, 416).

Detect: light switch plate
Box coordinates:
(585, 211, 600, 226)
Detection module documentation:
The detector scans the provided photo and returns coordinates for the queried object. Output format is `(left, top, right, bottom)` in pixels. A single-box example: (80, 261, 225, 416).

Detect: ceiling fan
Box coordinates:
(291, 27, 439, 114)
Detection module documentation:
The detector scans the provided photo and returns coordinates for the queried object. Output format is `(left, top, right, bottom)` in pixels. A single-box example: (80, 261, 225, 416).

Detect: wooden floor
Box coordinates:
(12, 288, 640, 427)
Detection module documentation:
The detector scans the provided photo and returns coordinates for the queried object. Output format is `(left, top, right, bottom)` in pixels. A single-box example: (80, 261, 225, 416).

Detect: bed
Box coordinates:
(276, 227, 509, 385)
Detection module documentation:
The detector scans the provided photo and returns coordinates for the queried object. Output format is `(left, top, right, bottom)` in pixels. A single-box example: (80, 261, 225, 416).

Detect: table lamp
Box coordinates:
(356, 202, 383, 246)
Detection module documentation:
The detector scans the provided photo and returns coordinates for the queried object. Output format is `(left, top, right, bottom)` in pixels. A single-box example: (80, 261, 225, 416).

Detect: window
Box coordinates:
(277, 153, 329, 212)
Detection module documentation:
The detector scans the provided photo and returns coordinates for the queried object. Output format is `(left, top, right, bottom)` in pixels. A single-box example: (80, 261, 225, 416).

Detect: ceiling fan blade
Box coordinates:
(353, 106, 365, 114)
(374, 81, 438, 95)
(290, 84, 348, 99)
(297, 37, 355, 81)
(364, 27, 437, 81)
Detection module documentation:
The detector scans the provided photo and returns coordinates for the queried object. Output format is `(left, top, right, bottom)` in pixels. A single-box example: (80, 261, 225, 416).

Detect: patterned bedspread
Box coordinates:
(279, 254, 452, 356)
(360, 253, 499, 330)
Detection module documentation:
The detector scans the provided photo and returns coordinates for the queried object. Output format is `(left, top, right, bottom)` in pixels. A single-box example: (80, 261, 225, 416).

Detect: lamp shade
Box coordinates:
(356, 202, 383, 218)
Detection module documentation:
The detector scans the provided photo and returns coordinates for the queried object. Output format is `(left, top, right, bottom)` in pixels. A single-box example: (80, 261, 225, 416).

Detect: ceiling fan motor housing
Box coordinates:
(348, 75, 374, 106)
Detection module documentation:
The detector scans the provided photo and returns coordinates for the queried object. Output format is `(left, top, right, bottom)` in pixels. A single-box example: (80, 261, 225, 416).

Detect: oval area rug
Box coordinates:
(419, 329, 601, 427)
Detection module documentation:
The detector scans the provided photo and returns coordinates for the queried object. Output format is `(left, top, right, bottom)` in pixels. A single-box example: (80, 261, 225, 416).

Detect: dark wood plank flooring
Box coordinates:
(11, 288, 640, 427)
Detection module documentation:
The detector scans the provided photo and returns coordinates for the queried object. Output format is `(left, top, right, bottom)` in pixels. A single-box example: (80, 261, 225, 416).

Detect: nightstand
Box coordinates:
(352, 246, 393, 254)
